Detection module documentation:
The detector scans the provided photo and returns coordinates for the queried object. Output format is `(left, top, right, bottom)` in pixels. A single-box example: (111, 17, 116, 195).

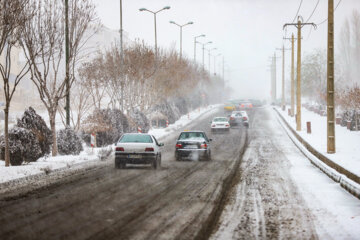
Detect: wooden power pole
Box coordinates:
(272, 53, 277, 103)
(284, 17, 316, 131)
(284, 34, 301, 117)
(327, 0, 335, 153)
(276, 45, 290, 111)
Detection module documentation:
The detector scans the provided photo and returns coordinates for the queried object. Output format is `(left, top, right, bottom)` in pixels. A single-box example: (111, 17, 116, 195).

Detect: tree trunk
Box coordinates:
(4, 106, 10, 167)
(50, 113, 58, 156)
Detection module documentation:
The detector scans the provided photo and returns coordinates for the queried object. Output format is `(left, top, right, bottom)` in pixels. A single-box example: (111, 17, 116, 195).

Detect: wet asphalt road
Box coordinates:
(0, 107, 248, 240)
(0, 107, 319, 240)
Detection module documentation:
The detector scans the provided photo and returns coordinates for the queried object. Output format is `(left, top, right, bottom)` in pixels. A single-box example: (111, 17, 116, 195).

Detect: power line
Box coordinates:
(317, 0, 342, 25)
(305, 0, 320, 23)
(292, 0, 303, 23)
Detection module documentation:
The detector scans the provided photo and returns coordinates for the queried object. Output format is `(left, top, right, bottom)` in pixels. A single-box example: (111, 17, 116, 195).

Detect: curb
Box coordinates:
(273, 107, 360, 200)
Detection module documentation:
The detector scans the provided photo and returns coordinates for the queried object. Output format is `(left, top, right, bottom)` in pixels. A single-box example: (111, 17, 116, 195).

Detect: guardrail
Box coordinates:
(274, 107, 360, 199)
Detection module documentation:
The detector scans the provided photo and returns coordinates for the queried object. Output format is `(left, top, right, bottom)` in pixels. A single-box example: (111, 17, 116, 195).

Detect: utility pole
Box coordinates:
(222, 56, 225, 80)
(65, 0, 70, 126)
(207, 48, 216, 72)
(291, 34, 295, 117)
(276, 45, 290, 111)
(139, 6, 171, 57)
(284, 17, 316, 131)
(284, 34, 301, 117)
(120, 0, 124, 112)
(327, 0, 335, 153)
(120, 0, 123, 59)
(194, 34, 205, 63)
(169, 21, 193, 58)
(271, 53, 277, 103)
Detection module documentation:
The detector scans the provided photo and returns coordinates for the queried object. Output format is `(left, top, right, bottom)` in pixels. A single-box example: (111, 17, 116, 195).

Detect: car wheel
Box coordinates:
(152, 156, 159, 169)
(207, 151, 212, 161)
(116, 161, 125, 169)
(175, 153, 181, 161)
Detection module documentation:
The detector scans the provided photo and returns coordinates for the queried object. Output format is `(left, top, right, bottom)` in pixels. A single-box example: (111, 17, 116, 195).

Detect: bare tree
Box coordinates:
(0, 0, 33, 166)
(22, 0, 97, 156)
(58, 81, 92, 131)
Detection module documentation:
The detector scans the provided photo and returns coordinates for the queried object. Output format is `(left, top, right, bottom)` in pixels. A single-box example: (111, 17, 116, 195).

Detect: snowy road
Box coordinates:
(1, 106, 359, 240)
(211, 107, 360, 239)
(0, 107, 247, 240)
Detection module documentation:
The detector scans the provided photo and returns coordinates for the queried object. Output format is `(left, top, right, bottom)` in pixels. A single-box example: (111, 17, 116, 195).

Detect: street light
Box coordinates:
(207, 47, 217, 72)
(169, 21, 193, 58)
(139, 6, 171, 56)
(197, 41, 212, 70)
(194, 34, 205, 63)
(213, 53, 221, 75)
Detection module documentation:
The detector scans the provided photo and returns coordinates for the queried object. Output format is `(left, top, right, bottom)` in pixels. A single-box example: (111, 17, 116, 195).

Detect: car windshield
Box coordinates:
(119, 134, 153, 143)
(213, 117, 228, 122)
(178, 132, 206, 141)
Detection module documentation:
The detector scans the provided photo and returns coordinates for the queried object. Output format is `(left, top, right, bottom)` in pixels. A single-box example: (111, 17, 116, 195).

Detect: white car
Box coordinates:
(229, 111, 249, 128)
(115, 133, 163, 169)
(210, 117, 230, 132)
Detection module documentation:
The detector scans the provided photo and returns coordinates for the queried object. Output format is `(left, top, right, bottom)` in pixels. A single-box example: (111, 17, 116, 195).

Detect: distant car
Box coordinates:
(175, 131, 212, 161)
(229, 111, 249, 128)
(239, 102, 253, 110)
(211, 117, 230, 132)
(224, 103, 236, 114)
(240, 111, 249, 127)
(115, 133, 163, 169)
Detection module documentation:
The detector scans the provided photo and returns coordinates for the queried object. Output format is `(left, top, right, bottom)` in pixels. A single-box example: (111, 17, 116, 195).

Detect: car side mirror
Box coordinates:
(159, 143, 164, 147)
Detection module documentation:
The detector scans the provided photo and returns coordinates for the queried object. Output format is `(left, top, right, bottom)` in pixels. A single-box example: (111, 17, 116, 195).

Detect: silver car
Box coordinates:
(115, 133, 164, 169)
(229, 111, 249, 128)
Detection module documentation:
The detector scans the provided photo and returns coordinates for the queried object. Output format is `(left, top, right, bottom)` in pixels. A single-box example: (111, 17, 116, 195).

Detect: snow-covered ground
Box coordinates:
(149, 105, 220, 140)
(277, 106, 360, 177)
(275, 108, 360, 239)
(212, 106, 360, 239)
(0, 105, 220, 184)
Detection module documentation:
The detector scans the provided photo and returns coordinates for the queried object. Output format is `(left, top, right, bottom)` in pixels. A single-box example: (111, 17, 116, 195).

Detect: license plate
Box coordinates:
(185, 145, 198, 149)
(128, 155, 142, 159)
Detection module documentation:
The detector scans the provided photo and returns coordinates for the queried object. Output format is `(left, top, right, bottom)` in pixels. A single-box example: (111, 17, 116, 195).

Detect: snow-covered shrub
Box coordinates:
(57, 127, 83, 155)
(173, 97, 189, 115)
(97, 146, 113, 161)
(149, 100, 181, 124)
(0, 127, 42, 166)
(128, 109, 150, 133)
(82, 108, 130, 147)
(17, 107, 52, 156)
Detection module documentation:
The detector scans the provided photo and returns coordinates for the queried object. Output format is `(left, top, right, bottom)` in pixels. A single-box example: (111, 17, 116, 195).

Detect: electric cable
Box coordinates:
(292, 0, 304, 23)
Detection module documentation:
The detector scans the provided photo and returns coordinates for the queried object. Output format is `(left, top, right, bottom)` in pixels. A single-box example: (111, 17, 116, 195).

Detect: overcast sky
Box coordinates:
(93, 0, 360, 100)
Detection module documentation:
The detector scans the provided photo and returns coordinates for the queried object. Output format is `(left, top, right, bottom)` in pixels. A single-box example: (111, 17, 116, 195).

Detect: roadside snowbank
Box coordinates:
(276, 106, 360, 177)
(275, 106, 360, 199)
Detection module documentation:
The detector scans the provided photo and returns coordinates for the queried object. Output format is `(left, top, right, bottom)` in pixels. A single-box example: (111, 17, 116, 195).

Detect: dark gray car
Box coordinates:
(175, 131, 212, 161)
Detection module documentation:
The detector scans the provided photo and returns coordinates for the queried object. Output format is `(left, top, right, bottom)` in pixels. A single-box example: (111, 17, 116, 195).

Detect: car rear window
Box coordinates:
(178, 132, 205, 140)
(213, 117, 228, 122)
(119, 134, 153, 143)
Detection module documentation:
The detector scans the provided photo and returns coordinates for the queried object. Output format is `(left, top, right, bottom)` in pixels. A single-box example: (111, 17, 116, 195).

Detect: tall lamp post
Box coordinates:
(169, 21, 193, 58)
(197, 41, 212, 70)
(213, 53, 221, 75)
(139, 6, 170, 56)
(194, 34, 205, 62)
(207, 47, 217, 72)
